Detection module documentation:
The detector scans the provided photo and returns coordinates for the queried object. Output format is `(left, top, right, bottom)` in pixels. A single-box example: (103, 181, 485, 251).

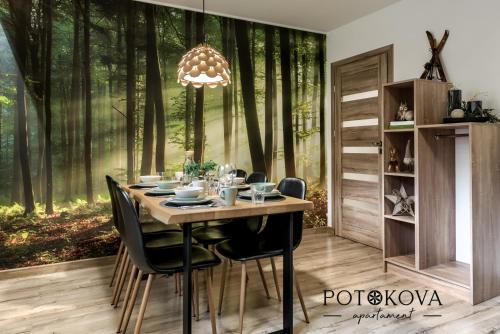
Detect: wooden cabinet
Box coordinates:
(382, 79, 500, 304)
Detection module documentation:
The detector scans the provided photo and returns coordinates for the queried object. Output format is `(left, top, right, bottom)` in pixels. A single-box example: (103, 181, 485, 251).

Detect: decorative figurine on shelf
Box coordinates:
(396, 102, 414, 121)
(402, 140, 414, 172)
(420, 30, 449, 82)
(385, 184, 415, 217)
(388, 147, 400, 173)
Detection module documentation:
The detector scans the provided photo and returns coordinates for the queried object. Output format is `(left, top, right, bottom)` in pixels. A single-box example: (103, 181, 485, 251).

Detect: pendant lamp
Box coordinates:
(177, 0, 231, 88)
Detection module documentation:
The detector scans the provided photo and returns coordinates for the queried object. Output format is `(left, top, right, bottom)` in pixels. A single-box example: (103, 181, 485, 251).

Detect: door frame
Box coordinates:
(331, 44, 394, 240)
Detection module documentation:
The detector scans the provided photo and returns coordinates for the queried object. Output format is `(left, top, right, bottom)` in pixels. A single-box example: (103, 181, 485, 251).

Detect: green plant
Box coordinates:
(201, 160, 217, 172)
(184, 162, 200, 177)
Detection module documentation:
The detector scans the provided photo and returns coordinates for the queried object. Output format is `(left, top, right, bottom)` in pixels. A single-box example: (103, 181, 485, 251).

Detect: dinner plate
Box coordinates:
(147, 187, 175, 194)
(167, 197, 211, 205)
(134, 182, 157, 188)
(238, 189, 281, 198)
(237, 184, 251, 190)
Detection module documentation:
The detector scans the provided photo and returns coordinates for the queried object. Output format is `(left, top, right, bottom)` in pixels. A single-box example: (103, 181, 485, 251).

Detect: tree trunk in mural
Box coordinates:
(221, 17, 233, 163)
(9, 0, 35, 213)
(293, 31, 300, 173)
(193, 12, 204, 163)
(146, 5, 166, 173)
(126, 0, 136, 183)
(271, 44, 278, 181)
(311, 40, 319, 129)
(300, 31, 308, 180)
(264, 25, 274, 178)
(318, 35, 326, 186)
(140, 8, 155, 175)
(184, 11, 193, 151)
(232, 20, 239, 164)
(69, 0, 80, 197)
(234, 19, 266, 173)
(11, 98, 20, 204)
(44, 0, 53, 214)
(280, 27, 296, 177)
(83, 0, 93, 204)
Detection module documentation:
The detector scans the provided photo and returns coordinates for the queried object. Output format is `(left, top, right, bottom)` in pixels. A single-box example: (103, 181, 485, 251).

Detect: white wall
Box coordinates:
(325, 0, 500, 262)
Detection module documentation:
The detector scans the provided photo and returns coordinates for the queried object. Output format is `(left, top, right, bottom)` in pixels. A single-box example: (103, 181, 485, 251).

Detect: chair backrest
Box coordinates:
(246, 172, 267, 184)
(260, 177, 307, 249)
(114, 185, 154, 273)
(236, 169, 247, 179)
(105, 175, 120, 231)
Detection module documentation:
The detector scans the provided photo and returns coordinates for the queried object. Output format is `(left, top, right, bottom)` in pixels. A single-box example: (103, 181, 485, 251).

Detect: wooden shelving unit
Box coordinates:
(381, 79, 500, 305)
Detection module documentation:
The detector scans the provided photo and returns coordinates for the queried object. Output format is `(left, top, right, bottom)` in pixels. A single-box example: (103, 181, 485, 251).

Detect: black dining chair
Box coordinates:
(245, 171, 267, 184)
(106, 176, 194, 308)
(114, 185, 221, 334)
(235, 169, 247, 179)
(215, 177, 309, 333)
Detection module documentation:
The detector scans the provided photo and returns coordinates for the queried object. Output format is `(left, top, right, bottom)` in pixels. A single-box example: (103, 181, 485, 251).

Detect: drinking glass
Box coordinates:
(251, 185, 265, 205)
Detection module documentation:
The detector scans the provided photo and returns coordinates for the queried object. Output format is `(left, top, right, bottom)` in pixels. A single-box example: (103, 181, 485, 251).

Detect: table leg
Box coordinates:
(183, 224, 192, 334)
(283, 213, 294, 333)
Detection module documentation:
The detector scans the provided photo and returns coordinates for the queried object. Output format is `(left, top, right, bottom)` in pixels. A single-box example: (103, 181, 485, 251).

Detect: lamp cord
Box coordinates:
(202, 0, 206, 45)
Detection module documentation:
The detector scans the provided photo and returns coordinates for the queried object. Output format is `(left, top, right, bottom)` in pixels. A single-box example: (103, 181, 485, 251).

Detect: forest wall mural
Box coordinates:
(0, 0, 327, 269)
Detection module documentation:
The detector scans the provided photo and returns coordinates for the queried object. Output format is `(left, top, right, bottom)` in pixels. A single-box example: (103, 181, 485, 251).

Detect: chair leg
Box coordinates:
(218, 259, 228, 315)
(114, 255, 131, 308)
(205, 270, 217, 334)
(239, 262, 247, 334)
(294, 269, 310, 323)
(134, 274, 155, 334)
(256, 260, 270, 299)
(110, 241, 124, 287)
(120, 270, 143, 334)
(194, 270, 200, 321)
(117, 265, 138, 332)
(111, 249, 128, 305)
(270, 257, 281, 302)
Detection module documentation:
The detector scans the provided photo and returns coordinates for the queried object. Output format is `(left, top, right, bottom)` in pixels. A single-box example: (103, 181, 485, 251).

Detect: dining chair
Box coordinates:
(245, 171, 267, 184)
(215, 177, 310, 333)
(114, 186, 221, 334)
(235, 169, 247, 179)
(106, 176, 195, 308)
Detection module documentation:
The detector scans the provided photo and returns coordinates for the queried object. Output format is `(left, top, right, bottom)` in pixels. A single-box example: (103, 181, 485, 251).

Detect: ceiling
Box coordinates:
(139, 0, 401, 33)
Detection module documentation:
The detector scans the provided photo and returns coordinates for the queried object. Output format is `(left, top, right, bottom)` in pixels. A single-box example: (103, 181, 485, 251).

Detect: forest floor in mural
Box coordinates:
(0, 186, 326, 270)
(0, 199, 118, 270)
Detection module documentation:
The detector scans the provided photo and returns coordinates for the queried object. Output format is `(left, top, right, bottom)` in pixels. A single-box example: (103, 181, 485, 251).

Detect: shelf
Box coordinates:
(386, 254, 415, 269)
(421, 261, 471, 289)
(384, 214, 415, 224)
(417, 123, 472, 130)
(384, 128, 415, 133)
(384, 172, 415, 178)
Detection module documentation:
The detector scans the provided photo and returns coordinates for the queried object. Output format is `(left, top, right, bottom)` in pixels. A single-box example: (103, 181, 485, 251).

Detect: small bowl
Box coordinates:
(174, 186, 203, 199)
(157, 180, 180, 190)
(233, 177, 245, 185)
(140, 175, 161, 183)
(252, 182, 276, 192)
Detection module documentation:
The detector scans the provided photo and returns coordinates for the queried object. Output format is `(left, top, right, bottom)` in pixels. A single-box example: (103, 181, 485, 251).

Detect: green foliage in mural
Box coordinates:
(0, 0, 326, 268)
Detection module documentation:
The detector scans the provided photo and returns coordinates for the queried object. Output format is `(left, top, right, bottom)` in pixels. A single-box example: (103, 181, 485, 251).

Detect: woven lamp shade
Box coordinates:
(177, 44, 231, 88)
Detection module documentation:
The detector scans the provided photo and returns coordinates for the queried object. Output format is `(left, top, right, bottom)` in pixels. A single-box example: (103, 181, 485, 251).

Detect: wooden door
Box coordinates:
(332, 46, 393, 249)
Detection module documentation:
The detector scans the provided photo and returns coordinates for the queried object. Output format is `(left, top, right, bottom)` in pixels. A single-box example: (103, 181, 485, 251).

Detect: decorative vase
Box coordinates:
(448, 89, 462, 114)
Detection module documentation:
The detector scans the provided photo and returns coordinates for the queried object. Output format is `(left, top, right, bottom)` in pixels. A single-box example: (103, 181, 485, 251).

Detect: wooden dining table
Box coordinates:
(125, 186, 313, 334)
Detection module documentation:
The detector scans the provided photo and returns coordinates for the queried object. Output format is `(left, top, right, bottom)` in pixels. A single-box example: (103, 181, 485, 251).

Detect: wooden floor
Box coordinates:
(1, 231, 500, 334)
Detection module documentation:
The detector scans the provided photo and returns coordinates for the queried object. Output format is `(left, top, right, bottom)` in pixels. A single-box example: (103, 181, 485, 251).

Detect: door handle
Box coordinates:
(372, 141, 383, 147)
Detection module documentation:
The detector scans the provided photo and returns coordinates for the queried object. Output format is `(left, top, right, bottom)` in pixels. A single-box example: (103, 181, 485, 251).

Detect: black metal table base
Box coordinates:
(181, 213, 295, 334)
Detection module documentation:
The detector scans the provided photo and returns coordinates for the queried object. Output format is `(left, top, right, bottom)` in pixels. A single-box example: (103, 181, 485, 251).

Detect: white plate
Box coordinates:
(237, 184, 251, 189)
(168, 197, 211, 205)
(148, 187, 175, 194)
(239, 189, 281, 198)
